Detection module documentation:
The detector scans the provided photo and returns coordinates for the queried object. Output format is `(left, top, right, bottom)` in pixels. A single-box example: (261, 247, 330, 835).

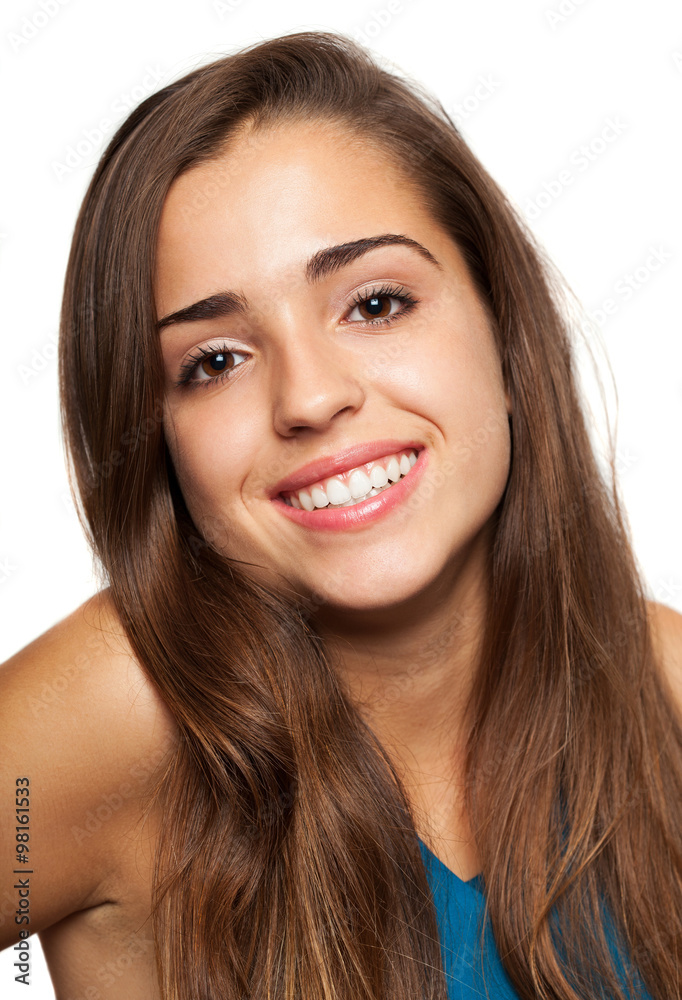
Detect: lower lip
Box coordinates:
(271, 449, 429, 531)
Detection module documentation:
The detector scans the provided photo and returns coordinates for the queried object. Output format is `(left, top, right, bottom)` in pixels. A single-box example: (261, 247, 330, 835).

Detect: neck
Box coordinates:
(311, 524, 492, 798)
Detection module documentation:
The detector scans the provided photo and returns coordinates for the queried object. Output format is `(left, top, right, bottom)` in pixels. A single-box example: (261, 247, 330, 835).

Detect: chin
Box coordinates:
(303, 567, 440, 616)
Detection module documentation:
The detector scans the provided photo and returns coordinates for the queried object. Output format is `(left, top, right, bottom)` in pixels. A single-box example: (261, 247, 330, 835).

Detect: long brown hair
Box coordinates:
(58, 29, 682, 999)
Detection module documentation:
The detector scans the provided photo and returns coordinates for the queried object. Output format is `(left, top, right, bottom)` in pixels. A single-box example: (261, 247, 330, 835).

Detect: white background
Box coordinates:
(1, 0, 681, 995)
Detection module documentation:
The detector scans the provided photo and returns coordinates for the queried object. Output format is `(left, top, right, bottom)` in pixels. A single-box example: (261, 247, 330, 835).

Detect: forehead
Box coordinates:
(159, 119, 418, 231)
(154, 121, 468, 309)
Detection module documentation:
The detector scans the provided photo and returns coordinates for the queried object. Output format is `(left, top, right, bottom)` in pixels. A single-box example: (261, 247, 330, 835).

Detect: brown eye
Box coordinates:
(348, 289, 410, 323)
(176, 345, 249, 390)
(356, 295, 394, 320)
(199, 352, 234, 378)
(346, 286, 416, 326)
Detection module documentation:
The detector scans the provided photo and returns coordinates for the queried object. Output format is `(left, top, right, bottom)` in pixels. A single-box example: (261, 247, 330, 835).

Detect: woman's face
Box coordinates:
(155, 120, 511, 615)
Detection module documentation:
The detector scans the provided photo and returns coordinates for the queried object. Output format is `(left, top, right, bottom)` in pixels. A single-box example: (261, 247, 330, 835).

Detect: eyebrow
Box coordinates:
(156, 233, 443, 331)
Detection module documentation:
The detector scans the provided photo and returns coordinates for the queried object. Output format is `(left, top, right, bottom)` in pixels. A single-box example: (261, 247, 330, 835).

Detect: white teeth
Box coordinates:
(385, 457, 401, 482)
(311, 486, 328, 508)
(299, 491, 315, 512)
(280, 448, 420, 510)
(347, 469, 373, 498)
(333, 481, 394, 507)
(325, 478, 352, 504)
(370, 464, 389, 488)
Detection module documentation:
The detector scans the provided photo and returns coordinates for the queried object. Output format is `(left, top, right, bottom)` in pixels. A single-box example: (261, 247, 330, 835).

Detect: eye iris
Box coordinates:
(361, 295, 391, 319)
(200, 352, 231, 377)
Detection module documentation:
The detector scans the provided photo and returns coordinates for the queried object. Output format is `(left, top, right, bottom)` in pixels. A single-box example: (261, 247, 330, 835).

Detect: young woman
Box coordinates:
(1, 28, 681, 1000)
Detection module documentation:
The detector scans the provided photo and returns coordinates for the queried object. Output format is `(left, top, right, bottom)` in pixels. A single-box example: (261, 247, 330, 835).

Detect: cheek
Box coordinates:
(418, 322, 510, 496)
(449, 379, 511, 521)
(393, 305, 507, 434)
(164, 405, 248, 526)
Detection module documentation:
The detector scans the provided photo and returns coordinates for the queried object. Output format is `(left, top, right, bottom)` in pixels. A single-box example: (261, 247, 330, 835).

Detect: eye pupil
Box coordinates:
(201, 352, 230, 376)
(360, 295, 392, 319)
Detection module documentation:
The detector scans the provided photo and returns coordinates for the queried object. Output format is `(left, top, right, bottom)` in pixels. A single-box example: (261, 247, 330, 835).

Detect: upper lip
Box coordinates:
(270, 439, 424, 497)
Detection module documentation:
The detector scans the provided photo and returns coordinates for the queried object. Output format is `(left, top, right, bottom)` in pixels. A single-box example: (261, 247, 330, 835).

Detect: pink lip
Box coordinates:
(270, 439, 425, 497)
(271, 448, 429, 531)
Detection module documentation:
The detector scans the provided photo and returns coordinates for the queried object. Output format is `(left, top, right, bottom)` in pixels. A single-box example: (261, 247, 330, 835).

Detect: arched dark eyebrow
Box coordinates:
(306, 234, 442, 283)
(156, 234, 442, 331)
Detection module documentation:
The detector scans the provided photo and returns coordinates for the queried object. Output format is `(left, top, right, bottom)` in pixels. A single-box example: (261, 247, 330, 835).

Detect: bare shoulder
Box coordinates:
(0, 590, 178, 949)
(646, 599, 682, 717)
(1, 587, 178, 769)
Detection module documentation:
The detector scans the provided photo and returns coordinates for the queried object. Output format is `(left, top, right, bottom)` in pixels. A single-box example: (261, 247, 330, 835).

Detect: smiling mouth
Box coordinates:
(280, 448, 419, 511)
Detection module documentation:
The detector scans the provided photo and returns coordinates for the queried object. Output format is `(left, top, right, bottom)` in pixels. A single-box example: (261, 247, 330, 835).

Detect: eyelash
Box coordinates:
(174, 282, 419, 390)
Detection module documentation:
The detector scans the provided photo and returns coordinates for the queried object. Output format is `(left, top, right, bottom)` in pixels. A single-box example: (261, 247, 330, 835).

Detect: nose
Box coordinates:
(270, 329, 366, 437)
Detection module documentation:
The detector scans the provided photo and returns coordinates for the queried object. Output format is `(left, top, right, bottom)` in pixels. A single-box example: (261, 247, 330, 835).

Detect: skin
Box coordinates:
(156, 119, 512, 871)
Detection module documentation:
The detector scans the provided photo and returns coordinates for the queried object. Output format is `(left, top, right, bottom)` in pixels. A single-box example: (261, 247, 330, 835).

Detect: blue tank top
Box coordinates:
(417, 837, 654, 999)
